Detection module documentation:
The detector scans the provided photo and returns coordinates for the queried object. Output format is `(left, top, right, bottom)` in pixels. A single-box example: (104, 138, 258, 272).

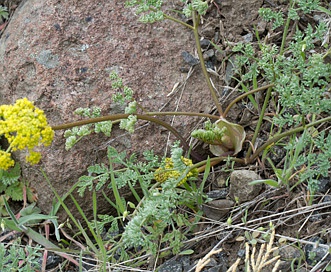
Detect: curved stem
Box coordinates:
(163, 13, 194, 30)
(247, 116, 331, 164)
(145, 111, 220, 120)
(192, 11, 223, 116)
(195, 156, 245, 172)
(52, 114, 202, 160)
(245, 85, 273, 159)
(223, 83, 274, 117)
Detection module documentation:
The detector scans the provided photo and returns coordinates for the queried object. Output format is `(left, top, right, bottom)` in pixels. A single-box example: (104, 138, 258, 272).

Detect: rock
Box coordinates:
(202, 199, 234, 220)
(279, 245, 302, 260)
(206, 265, 225, 272)
(158, 256, 190, 272)
(277, 245, 303, 272)
(225, 55, 237, 85)
(316, 178, 331, 193)
(237, 249, 245, 258)
(203, 49, 215, 60)
(304, 237, 331, 265)
(200, 38, 211, 49)
(308, 211, 323, 222)
(207, 189, 229, 200)
(229, 170, 262, 203)
(182, 51, 199, 66)
(0, 0, 217, 222)
(158, 259, 182, 272)
(242, 33, 253, 43)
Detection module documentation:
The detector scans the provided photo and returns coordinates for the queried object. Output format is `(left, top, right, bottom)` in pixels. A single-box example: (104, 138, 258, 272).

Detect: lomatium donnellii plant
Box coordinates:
(0, 98, 54, 170)
(154, 156, 199, 186)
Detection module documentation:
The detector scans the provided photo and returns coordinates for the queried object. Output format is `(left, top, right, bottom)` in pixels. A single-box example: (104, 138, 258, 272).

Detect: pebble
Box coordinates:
(182, 51, 199, 66)
(242, 33, 253, 43)
(200, 38, 211, 49)
(304, 237, 331, 265)
(158, 256, 190, 272)
(229, 170, 262, 203)
(203, 49, 215, 60)
(202, 199, 235, 220)
(316, 178, 331, 194)
(207, 189, 229, 199)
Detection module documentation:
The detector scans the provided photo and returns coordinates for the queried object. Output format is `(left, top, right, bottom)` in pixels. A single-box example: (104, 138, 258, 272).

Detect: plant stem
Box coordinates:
(247, 116, 331, 164)
(155, 10, 223, 116)
(191, 11, 223, 116)
(223, 83, 274, 117)
(145, 111, 219, 120)
(51, 114, 202, 160)
(245, 85, 273, 159)
(279, 0, 294, 55)
(163, 13, 194, 30)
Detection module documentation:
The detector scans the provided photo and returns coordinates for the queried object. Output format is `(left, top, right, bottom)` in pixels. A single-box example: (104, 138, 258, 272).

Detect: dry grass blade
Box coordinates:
(195, 248, 223, 272)
(227, 228, 280, 272)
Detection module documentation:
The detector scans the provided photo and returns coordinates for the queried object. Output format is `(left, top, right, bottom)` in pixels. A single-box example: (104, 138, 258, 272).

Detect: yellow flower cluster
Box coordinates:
(0, 98, 54, 170)
(154, 157, 198, 186)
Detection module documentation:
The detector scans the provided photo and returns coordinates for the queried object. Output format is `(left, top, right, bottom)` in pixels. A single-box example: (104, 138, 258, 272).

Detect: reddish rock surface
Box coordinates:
(0, 0, 216, 219)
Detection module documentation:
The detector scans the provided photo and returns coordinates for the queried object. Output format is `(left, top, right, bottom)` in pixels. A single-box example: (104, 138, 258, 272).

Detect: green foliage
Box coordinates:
(125, 0, 164, 23)
(230, 0, 331, 192)
(191, 120, 226, 145)
(0, 240, 42, 272)
(121, 145, 202, 256)
(77, 146, 160, 196)
(192, 118, 246, 155)
(0, 163, 21, 186)
(0, 164, 36, 216)
(64, 106, 112, 150)
(110, 72, 134, 104)
(259, 8, 285, 30)
(75, 144, 206, 260)
(0, 5, 8, 20)
(125, 0, 209, 23)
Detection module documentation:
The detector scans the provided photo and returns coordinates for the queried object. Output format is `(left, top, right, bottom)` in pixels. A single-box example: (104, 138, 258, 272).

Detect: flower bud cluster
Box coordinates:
(154, 157, 198, 186)
(0, 98, 54, 169)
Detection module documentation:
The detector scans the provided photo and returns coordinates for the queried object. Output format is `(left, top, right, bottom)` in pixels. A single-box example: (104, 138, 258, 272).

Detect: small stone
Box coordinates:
(323, 195, 331, 203)
(207, 189, 229, 199)
(202, 199, 234, 220)
(158, 257, 190, 272)
(229, 170, 262, 203)
(225, 55, 237, 85)
(203, 49, 215, 60)
(201, 25, 215, 39)
(215, 49, 226, 62)
(279, 245, 302, 260)
(158, 260, 181, 272)
(207, 265, 225, 272)
(308, 212, 323, 222)
(205, 257, 218, 267)
(182, 51, 199, 66)
(304, 237, 331, 265)
(316, 178, 331, 193)
(237, 249, 246, 258)
(200, 38, 211, 49)
(216, 251, 228, 265)
(242, 33, 253, 43)
(256, 20, 267, 35)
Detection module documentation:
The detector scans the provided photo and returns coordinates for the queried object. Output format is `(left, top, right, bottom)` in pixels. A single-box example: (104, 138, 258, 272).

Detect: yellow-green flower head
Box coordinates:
(154, 157, 198, 186)
(0, 98, 54, 169)
(0, 150, 15, 170)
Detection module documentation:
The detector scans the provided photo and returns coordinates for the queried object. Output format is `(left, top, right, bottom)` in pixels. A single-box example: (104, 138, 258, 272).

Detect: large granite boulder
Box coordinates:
(0, 0, 215, 220)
